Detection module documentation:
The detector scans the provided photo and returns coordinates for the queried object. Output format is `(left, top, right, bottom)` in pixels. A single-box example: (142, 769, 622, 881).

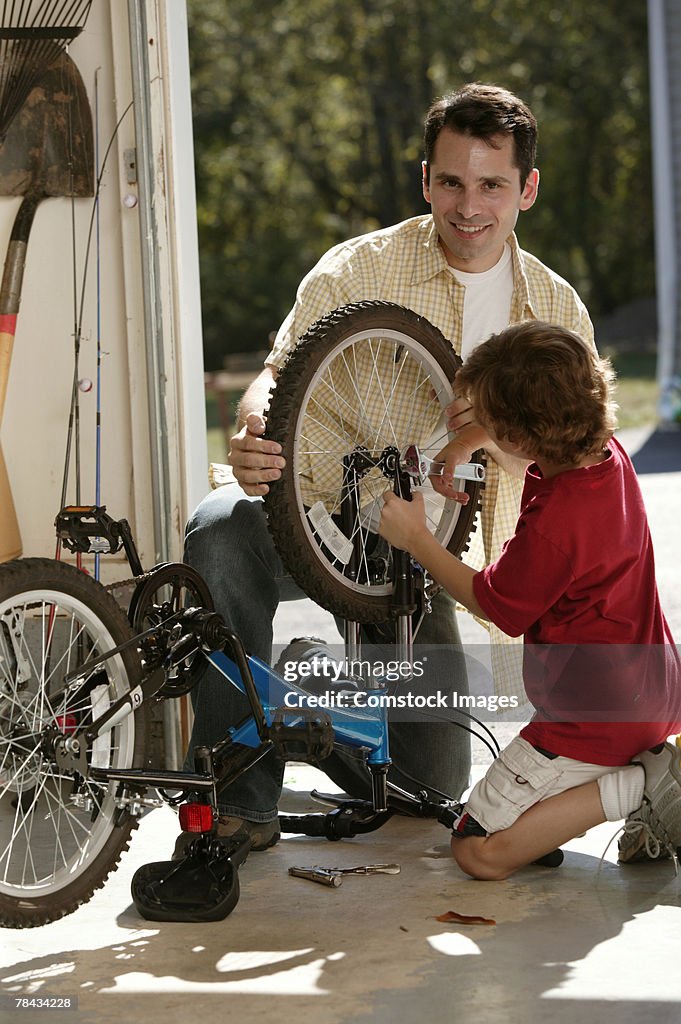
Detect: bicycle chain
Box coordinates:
(103, 570, 165, 614)
(103, 572, 153, 596)
(104, 575, 138, 593)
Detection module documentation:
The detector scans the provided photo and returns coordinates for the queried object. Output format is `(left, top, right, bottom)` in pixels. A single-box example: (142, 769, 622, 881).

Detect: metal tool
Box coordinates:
(288, 865, 343, 888)
(400, 443, 485, 486)
(0, 29, 95, 562)
(329, 863, 401, 875)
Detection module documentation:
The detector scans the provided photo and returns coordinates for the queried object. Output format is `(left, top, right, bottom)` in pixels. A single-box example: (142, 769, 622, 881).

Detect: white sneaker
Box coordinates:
(635, 740, 681, 850)
(618, 807, 671, 863)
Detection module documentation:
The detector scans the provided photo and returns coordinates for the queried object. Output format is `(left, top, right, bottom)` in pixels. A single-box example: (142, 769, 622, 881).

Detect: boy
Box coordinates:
(378, 320, 681, 880)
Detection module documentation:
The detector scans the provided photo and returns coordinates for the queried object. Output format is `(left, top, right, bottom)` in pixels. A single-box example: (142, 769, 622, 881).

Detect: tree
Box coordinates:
(187, 0, 652, 368)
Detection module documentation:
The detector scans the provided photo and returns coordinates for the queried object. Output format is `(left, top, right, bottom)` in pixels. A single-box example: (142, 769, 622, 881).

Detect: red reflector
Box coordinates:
(179, 802, 214, 833)
(56, 715, 77, 734)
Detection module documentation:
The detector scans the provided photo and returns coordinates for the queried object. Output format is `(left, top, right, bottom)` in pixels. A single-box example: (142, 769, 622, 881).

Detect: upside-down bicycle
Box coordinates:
(0, 302, 494, 926)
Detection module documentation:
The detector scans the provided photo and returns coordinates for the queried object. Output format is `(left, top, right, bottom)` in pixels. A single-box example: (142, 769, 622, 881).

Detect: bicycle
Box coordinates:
(0, 302, 492, 926)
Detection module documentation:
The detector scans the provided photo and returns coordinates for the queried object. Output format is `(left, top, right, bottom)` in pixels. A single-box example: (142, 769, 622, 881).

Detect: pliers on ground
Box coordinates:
(288, 862, 401, 887)
(328, 863, 401, 875)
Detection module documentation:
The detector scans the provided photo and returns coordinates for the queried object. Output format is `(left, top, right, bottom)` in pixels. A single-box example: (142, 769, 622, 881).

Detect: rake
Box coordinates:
(0, 0, 94, 561)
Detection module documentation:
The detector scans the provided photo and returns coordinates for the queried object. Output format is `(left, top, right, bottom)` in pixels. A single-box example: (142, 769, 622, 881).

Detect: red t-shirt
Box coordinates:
(473, 438, 681, 765)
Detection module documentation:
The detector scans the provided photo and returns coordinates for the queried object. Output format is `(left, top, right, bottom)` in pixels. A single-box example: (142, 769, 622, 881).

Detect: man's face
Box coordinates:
(422, 129, 539, 273)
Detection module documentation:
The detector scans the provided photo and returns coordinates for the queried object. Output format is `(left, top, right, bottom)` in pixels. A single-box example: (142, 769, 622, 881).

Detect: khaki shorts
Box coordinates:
(465, 735, 622, 834)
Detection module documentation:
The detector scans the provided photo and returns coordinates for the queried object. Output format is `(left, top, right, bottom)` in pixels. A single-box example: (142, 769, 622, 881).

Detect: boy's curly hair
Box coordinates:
(456, 321, 618, 465)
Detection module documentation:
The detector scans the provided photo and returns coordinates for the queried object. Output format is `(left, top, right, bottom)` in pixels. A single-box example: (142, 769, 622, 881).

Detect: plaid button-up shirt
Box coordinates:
(266, 215, 594, 695)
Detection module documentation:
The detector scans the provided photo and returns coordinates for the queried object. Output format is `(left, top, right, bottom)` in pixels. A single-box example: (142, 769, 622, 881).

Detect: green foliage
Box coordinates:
(187, 0, 653, 369)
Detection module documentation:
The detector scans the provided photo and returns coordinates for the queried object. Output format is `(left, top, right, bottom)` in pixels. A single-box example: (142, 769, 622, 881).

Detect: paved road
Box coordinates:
(628, 426, 681, 634)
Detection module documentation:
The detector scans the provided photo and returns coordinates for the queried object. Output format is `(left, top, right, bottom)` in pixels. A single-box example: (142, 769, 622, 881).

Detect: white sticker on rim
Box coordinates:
(307, 502, 354, 565)
(90, 683, 112, 768)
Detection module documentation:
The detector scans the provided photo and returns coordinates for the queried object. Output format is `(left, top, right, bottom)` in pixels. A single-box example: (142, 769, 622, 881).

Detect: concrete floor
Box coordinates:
(0, 425, 680, 1024)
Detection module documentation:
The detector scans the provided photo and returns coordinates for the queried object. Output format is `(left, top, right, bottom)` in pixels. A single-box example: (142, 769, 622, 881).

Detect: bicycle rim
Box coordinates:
(0, 578, 137, 902)
(265, 303, 480, 621)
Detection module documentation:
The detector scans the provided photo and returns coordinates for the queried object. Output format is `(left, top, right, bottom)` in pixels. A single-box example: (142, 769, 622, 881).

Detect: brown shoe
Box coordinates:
(172, 814, 280, 860)
(216, 814, 280, 851)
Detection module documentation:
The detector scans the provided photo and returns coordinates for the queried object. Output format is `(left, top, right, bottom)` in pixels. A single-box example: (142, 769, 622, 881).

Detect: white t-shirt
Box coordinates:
(448, 243, 514, 359)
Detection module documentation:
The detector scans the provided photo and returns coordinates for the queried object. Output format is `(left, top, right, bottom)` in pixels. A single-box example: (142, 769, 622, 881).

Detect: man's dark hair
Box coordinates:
(423, 83, 538, 188)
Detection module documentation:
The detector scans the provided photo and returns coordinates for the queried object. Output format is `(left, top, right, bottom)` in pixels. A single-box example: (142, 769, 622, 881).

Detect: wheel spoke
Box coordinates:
(264, 304, 483, 621)
(0, 562, 139, 918)
(296, 330, 458, 594)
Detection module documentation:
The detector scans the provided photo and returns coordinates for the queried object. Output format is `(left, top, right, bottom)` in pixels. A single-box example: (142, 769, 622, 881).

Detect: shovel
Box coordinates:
(0, 48, 94, 560)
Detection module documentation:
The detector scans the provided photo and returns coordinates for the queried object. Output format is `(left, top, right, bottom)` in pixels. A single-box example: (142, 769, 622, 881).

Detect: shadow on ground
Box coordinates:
(631, 428, 681, 474)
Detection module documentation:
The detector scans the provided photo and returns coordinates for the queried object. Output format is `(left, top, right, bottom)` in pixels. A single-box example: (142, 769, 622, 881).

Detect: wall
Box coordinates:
(0, 0, 207, 579)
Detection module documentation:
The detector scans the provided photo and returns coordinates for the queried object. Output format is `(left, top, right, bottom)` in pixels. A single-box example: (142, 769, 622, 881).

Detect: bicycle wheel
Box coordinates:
(0, 558, 145, 927)
(264, 301, 483, 622)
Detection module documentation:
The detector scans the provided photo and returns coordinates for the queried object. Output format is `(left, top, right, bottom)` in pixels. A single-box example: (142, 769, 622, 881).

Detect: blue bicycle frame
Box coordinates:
(206, 647, 392, 769)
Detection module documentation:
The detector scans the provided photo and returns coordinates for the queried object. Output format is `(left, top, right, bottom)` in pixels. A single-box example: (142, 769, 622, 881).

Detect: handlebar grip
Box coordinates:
(278, 813, 342, 840)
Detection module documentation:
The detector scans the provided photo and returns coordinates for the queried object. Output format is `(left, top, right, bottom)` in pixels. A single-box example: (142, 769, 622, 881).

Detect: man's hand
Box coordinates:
(379, 491, 430, 552)
(228, 412, 286, 496)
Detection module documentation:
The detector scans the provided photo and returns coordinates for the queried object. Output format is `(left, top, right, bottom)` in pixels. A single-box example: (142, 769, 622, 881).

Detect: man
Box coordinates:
(177, 83, 594, 854)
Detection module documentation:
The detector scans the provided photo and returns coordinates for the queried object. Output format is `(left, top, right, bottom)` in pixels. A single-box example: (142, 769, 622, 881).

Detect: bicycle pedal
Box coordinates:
(267, 707, 335, 762)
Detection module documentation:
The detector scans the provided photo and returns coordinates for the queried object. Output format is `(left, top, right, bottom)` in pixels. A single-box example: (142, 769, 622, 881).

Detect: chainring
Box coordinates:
(128, 563, 214, 697)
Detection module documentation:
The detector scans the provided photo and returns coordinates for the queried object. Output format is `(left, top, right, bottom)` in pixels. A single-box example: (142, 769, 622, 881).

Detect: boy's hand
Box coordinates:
(445, 391, 477, 434)
(430, 437, 474, 501)
(379, 491, 429, 552)
(435, 378, 492, 496)
(444, 399, 491, 451)
(446, 371, 486, 436)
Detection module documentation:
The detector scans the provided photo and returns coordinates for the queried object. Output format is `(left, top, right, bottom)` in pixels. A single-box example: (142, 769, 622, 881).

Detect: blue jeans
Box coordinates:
(183, 483, 471, 823)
